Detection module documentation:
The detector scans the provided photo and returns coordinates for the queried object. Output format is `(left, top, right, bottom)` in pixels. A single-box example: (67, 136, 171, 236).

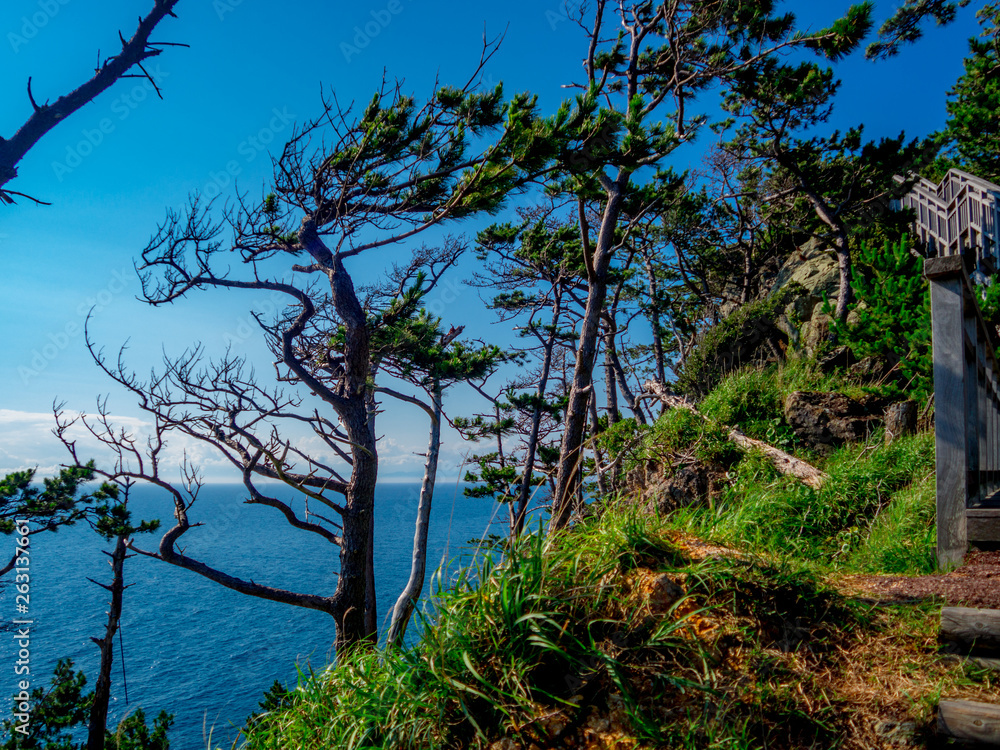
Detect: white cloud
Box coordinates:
(0, 409, 472, 483)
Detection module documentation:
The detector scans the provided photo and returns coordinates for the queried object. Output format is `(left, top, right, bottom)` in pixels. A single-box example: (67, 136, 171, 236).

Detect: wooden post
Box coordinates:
(926, 256, 970, 569)
(965, 308, 981, 506)
(941, 607, 1000, 653)
(939, 700, 1000, 745)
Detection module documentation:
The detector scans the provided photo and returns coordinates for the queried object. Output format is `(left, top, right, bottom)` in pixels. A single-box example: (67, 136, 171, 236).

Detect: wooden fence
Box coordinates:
(926, 255, 1000, 568)
(899, 169, 1000, 275)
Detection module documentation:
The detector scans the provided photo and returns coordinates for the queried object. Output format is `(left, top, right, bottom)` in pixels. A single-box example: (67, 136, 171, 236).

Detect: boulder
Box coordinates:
(817, 345, 858, 373)
(783, 391, 885, 452)
(770, 239, 841, 355)
(848, 355, 899, 386)
(884, 400, 918, 445)
(645, 464, 710, 515)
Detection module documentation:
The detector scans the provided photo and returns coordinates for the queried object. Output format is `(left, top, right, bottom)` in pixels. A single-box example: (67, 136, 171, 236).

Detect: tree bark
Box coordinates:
(512, 305, 560, 538)
(87, 535, 127, 750)
(645, 257, 668, 386)
(643, 381, 829, 489)
(302, 221, 379, 652)
(608, 340, 647, 426)
(550, 186, 625, 531)
(589, 390, 610, 498)
(387, 381, 442, 646)
(604, 333, 620, 424)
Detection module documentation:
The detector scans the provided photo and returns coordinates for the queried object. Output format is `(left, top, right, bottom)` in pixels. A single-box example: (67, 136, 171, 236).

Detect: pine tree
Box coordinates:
(938, 4, 1000, 181)
(833, 237, 933, 402)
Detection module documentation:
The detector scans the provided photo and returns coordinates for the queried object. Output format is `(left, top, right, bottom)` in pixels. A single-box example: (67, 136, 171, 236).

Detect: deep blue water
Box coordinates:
(0, 482, 522, 749)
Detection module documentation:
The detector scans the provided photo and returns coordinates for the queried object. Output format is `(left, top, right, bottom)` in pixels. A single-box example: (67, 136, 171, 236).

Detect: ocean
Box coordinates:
(0, 482, 523, 749)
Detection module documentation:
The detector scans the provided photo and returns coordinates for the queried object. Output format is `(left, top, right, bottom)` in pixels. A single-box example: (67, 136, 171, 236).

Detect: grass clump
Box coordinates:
(242, 510, 711, 750)
(241, 504, 988, 750)
(674, 286, 801, 398)
(668, 431, 936, 574)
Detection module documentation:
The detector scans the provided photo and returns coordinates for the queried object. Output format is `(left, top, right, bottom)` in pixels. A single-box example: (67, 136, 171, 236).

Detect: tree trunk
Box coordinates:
(608, 340, 647, 426)
(832, 231, 853, 323)
(644, 257, 668, 386)
(604, 333, 620, 424)
(387, 382, 442, 646)
(321, 241, 378, 653)
(741, 242, 754, 305)
(87, 535, 127, 750)
(589, 391, 610, 497)
(512, 307, 560, 538)
(333, 395, 378, 652)
(550, 186, 624, 532)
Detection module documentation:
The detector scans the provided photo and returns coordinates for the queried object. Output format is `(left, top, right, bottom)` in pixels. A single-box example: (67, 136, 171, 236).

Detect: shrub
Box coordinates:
(832, 236, 932, 402)
(674, 286, 800, 398)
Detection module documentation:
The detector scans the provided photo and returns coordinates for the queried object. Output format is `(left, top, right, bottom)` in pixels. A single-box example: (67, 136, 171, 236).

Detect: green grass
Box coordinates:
(240, 511, 714, 749)
(666, 430, 936, 574)
(648, 361, 938, 575)
(238, 360, 954, 749)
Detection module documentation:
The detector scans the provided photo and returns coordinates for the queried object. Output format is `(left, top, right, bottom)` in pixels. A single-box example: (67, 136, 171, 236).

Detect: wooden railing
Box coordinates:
(900, 169, 1000, 275)
(926, 255, 1000, 568)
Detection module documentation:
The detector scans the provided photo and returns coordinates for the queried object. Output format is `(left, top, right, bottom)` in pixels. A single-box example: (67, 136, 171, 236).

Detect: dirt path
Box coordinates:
(839, 551, 1000, 608)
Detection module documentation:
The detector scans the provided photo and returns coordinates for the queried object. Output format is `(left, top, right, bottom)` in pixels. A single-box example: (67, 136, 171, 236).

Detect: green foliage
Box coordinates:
(241, 506, 934, 750)
(832, 236, 933, 402)
(937, 3, 1000, 181)
(978, 271, 1000, 341)
(105, 709, 172, 750)
(674, 287, 797, 398)
(0, 464, 100, 535)
(845, 474, 937, 574)
(1, 660, 172, 750)
(671, 432, 936, 571)
(866, 0, 967, 60)
(2, 660, 91, 750)
(241, 512, 709, 749)
(244, 681, 293, 733)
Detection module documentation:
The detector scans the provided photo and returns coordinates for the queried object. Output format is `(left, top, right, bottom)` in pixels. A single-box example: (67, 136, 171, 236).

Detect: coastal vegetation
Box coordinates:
(5, 0, 1000, 748)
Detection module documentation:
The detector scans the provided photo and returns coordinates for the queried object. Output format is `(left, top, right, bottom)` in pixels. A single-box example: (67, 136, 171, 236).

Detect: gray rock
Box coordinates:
(783, 391, 884, 452)
(770, 239, 842, 356)
(818, 345, 858, 373)
(646, 465, 710, 515)
(884, 400, 918, 445)
(848, 355, 898, 385)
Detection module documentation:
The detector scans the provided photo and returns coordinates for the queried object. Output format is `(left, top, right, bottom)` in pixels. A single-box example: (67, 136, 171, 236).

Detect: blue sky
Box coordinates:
(0, 0, 985, 480)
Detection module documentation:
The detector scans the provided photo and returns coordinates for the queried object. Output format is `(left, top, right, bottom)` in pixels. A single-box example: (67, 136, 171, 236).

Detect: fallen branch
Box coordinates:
(642, 381, 829, 489)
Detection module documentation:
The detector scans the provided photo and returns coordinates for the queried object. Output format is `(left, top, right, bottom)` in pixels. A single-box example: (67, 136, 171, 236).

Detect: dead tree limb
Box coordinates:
(0, 0, 184, 204)
(643, 381, 829, 489)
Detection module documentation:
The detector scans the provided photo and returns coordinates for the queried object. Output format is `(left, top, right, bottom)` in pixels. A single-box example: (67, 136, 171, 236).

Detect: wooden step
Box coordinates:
(942, 607, 1000, 653)
(939, 700, 1000, 745)
(968, 508, 1000, 543)
(938, 654, 1000, 674)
